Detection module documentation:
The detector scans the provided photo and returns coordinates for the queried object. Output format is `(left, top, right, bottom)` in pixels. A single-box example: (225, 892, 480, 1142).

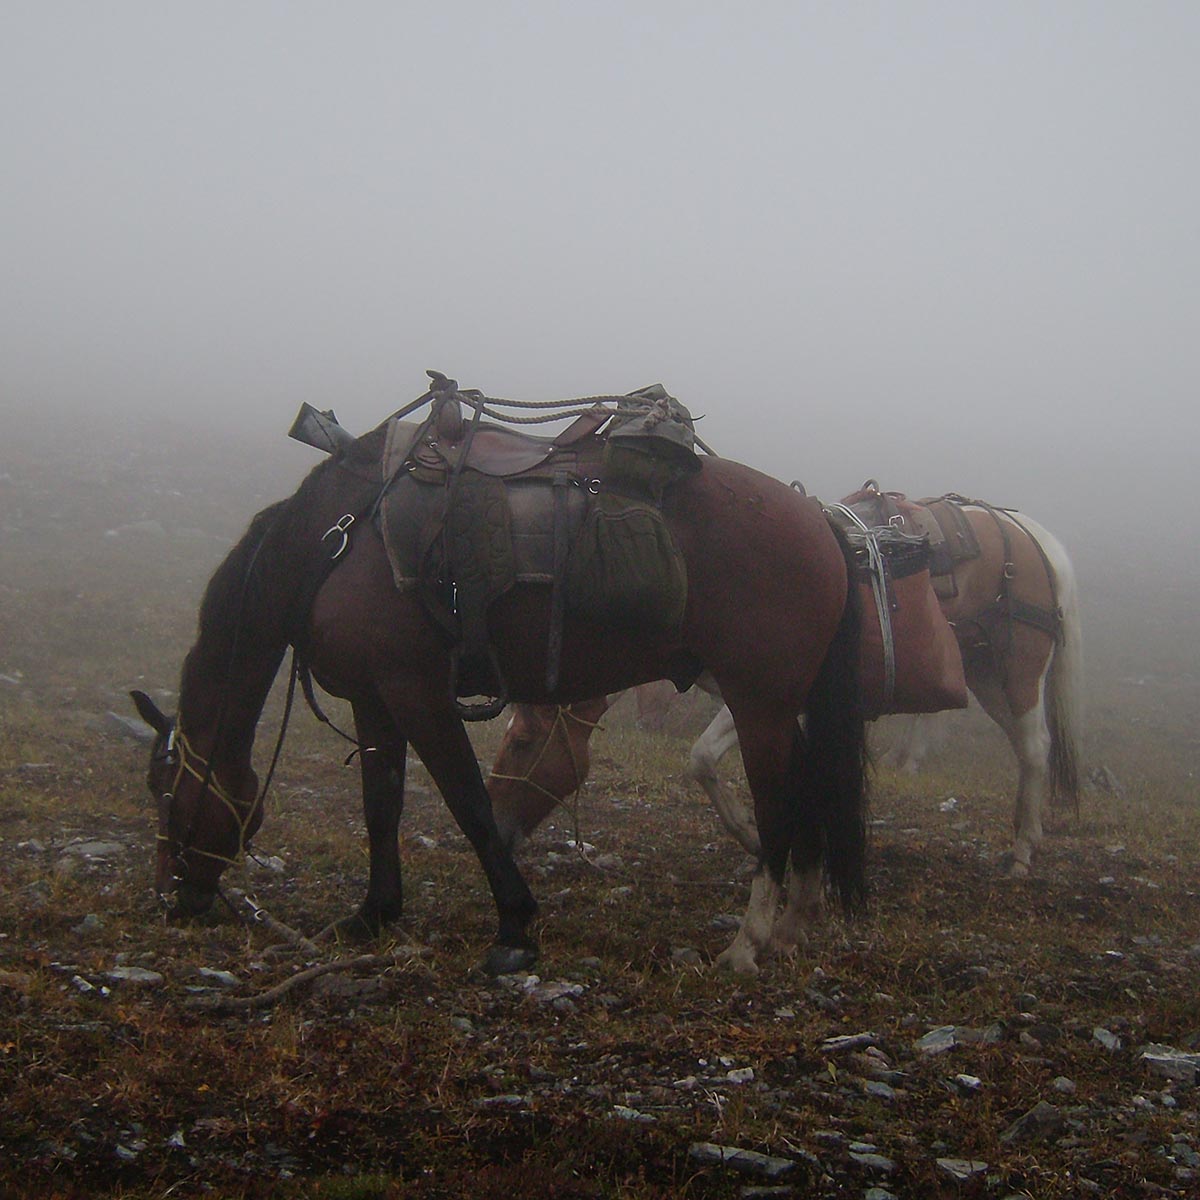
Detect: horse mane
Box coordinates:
(203, 499, 290, 626)
(180, 497, 294, 698)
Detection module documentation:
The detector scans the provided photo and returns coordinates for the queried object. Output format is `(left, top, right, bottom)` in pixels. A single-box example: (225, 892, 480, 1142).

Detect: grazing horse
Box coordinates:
(131, 385, 868, 975)
(490, 486, 1083, 884)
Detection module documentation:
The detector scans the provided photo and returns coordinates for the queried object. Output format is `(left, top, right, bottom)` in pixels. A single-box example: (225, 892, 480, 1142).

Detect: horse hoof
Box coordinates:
(316, 911, 388, 944)
(482, 943, 539, 977)
(715, 946, 761, 975)
(997, 851, 1031, 879)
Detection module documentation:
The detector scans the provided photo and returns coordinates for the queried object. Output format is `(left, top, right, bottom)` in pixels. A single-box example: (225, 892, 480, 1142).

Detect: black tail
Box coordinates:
(797, 536, 869, 912)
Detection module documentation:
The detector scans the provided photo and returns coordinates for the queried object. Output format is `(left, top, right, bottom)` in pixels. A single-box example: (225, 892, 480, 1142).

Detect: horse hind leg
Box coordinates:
(710, 710, 825, 974)
(1007, 699, 1052, 877)
(970, 673, 1051, 877)
(770, 851, 825, 958)
(714, 713, 806, 974)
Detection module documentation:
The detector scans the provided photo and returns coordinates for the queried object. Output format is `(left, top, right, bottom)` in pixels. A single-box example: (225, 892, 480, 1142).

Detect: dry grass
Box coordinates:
(1, 416, 1197, 1198)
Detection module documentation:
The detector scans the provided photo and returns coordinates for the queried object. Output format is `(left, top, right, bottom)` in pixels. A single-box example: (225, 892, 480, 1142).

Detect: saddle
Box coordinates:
(377, 373, 701, 719)
(841, 482, 981, 600)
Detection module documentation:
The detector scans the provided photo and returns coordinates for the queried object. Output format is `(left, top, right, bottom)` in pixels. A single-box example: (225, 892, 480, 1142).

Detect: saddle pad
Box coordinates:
(376, 412, 690, 638)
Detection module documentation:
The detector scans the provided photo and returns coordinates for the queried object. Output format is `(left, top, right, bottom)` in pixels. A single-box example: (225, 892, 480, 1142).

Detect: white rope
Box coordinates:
(827, 503, 896, 711)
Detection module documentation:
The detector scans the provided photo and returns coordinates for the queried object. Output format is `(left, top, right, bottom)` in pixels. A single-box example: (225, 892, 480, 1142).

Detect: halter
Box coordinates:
(486, 705, 604, 811)
(157, 726, 260, 875)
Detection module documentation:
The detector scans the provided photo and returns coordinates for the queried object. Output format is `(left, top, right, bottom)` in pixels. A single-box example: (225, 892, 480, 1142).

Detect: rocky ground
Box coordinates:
(1, 414, 1197, 1198)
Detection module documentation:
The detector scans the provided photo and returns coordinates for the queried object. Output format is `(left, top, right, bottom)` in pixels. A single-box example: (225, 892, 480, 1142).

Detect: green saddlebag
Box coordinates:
(565, 491, 687, 633)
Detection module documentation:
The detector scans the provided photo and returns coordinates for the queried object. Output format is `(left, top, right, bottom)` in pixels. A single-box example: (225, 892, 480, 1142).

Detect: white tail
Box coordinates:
(1020, 514, 1084, 805)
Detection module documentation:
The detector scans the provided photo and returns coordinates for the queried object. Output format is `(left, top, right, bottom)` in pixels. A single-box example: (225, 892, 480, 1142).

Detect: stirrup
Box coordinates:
(449, 646, 509, 722)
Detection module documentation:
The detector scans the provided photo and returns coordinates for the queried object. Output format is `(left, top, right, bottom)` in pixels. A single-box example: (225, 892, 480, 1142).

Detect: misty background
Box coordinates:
(2, 2, 1197, 578)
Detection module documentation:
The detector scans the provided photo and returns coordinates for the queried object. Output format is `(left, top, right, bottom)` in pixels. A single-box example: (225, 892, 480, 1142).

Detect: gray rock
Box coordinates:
(196, 968, 240, 988)
(688, 1143, 796, 1180)
(1092, 1026, 1122, 1051)
(914, 1026, 959, 1055)
(1141, 1044, 1200, 1085)
(1000, 1100, 1065, 1144)
(525, 980, 585, 1004)
(849, 1151, 896, 1173)
(472, 1094, 531, 1109)
(106, 967, 164, 988)
(937, 1158, 988, 1181)
(105, 711, 157, 742)
(821, 1032, 880, 1054)
(612, 1105, 655, 1123)
(60, 840, 126, 859)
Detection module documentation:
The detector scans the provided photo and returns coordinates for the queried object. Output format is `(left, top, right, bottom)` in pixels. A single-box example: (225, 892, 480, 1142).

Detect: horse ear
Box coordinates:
(130, 689, 172, 736)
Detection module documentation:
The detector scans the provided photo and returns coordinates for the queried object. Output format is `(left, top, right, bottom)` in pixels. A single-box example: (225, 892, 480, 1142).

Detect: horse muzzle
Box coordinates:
(168, 879, 218, 918)
(156, 845, 219, 917)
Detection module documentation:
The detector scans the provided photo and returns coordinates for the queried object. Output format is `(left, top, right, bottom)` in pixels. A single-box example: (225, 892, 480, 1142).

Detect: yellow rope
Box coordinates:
(159, 729, 259, 871)
(486, 706, 604, 853)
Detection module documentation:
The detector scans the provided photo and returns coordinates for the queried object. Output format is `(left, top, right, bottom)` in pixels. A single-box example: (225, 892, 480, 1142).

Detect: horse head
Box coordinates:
(130, 690, 263, 915)
(488, 701, 608, 849)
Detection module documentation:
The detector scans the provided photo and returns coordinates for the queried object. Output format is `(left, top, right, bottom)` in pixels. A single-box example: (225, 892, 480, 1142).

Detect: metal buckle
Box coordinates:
(321, 513, 356, 560)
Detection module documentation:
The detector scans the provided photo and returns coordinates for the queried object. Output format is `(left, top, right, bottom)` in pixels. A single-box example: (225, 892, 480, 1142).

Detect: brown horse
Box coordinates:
(490, 484, 1083, 891)
(131, 386, 868, 975)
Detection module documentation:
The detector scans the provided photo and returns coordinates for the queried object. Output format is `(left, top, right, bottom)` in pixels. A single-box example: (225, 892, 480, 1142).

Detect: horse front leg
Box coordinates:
(395, 699, 540, 976)
(320, 694, 408, 941)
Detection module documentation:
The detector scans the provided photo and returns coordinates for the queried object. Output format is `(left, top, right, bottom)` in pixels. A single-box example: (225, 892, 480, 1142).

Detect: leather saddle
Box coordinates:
(377, 376, 699, 720)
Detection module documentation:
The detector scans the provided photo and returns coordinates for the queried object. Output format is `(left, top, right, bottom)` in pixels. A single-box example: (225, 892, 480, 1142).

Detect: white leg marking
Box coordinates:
(716, 868, 780, 974)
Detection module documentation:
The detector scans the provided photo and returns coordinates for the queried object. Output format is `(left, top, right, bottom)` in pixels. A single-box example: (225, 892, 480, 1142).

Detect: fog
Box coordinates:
(3, 2, 1197, 563)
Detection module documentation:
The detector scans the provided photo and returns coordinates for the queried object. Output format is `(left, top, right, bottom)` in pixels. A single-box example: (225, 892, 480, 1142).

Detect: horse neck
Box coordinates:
(177, 505, 295, 772)
(179, 634, 287, 774)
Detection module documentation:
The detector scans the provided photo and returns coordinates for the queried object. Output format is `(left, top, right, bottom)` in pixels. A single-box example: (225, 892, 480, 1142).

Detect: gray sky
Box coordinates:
(3, 1, 1197, 539)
